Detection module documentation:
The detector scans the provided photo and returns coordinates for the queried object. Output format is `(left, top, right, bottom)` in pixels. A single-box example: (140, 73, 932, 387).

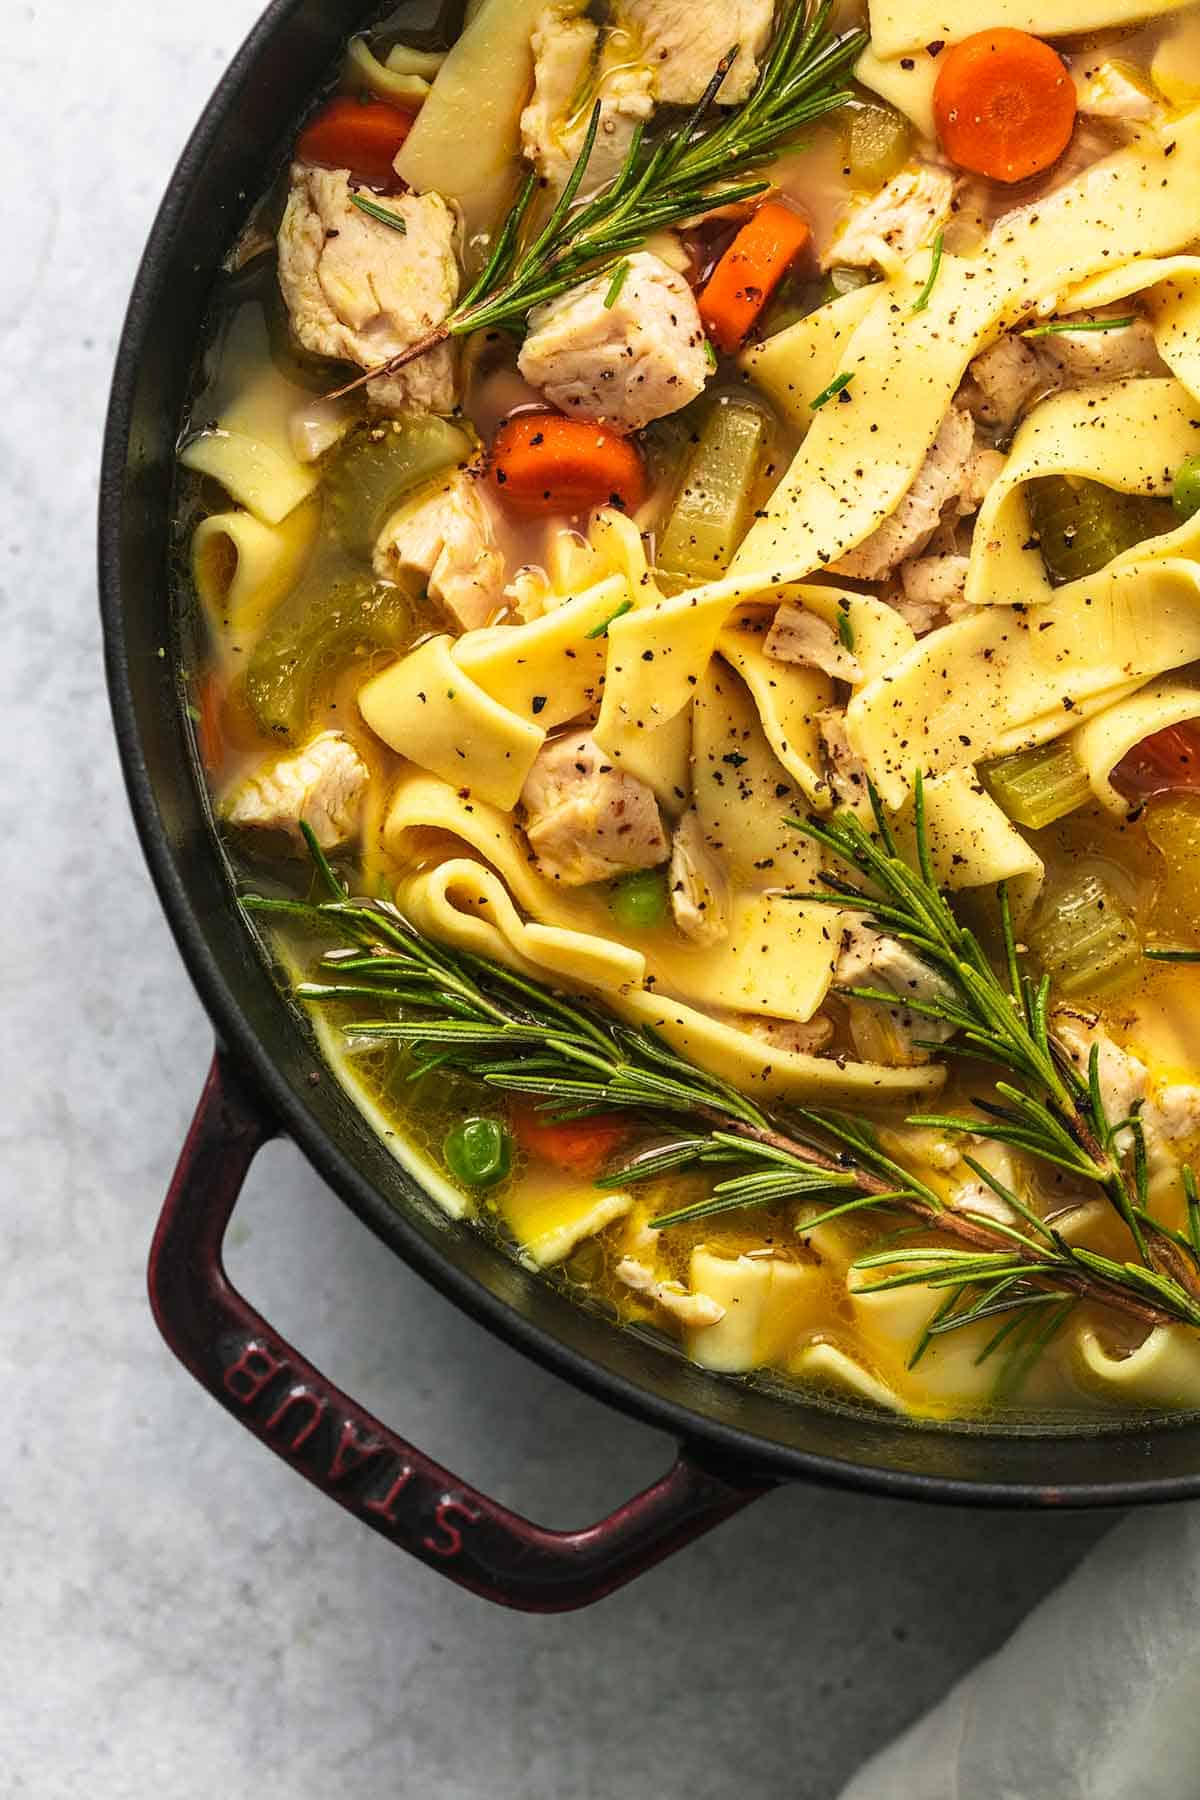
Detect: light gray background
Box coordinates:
(2, 3, 1117, 1794)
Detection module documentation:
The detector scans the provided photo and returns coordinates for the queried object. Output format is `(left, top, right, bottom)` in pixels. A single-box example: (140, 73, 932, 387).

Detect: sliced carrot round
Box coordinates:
(489, 413, 646, 517)
(698, 200, 813, 353)
(295, 97, 415, 188)
(932, 29, 1076, 184)
(511, 1105, 630, 1178)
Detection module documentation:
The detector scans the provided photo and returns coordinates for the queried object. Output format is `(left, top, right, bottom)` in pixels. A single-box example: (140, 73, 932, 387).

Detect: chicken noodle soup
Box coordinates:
(179, 0, 1200, 1421)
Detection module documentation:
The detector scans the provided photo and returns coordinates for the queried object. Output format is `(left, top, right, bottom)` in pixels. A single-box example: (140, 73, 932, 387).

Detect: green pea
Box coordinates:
(609, 868, 669, 931)
(1173, 454, 1200, 522)
(444, 1116, 513, 1188)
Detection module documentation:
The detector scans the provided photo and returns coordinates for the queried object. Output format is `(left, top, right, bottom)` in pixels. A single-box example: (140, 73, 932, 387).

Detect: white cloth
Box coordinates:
(840, 1505, 1200, 1799)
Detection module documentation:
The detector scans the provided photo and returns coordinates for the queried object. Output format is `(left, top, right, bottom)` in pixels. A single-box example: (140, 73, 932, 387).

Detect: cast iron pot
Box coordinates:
(100, 0, 1200, 1615)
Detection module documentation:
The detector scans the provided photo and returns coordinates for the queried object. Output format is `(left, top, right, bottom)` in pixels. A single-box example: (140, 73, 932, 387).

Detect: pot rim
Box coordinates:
(99, 0, 1200, 1508)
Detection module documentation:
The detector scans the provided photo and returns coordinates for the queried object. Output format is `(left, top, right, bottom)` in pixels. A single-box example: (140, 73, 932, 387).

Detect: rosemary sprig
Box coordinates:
(326, 0, 865, 398)
(244, 806, 1200, 1396)
(1022, 315, 1136, 339)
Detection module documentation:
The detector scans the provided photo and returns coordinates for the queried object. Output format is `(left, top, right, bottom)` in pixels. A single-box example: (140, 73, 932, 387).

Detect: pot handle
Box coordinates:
(149, 1051, 767, 1612)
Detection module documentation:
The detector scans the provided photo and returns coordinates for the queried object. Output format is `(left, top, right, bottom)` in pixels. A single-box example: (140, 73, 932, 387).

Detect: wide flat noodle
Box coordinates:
(716, 607, 832, 807)
(965, 378, 1200, 606)
(847, 554, 1200, 806)
(738, 283, 882, 432)
(867, 0, 1193, 59)
(901, 770, 1046, 916)
(383, 771, 943, 1099)
(854, 44, 938, 138)
(731, 113, 1200, 587)
(191, 498, 319, 648)
(1071, 676, 1200, 813)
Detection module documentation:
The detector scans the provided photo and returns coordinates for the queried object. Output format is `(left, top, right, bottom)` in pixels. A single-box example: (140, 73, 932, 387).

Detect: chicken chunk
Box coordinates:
(818, 708, 869, 808)
(223, 731, 369, 850)
(1078, 59, 1161, 123)
(837, 920, 958, 1064)
(521, 7, 654, 197)
(832, 406, 977, 583)
(898, 549, 969, 611)
(1035, 314, 1166, 385)
(617, 0, 773, 105)
(277, 165, 460, 414)
(517, 252, 709, 433)
(521, 732, 669, 885)
(373, 469, 505, 631)
(825, 163, 956, 271)
(615, 1257, 726, 1328)
(1053, 1009, 1200, 1158)
(669, 807, 731, 946)
(962, 333, 1046, 431)
(764, 603, 862, 683)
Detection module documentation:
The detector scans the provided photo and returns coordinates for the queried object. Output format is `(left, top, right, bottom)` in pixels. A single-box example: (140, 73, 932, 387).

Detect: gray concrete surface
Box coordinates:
(1, 3, 1114, 1794)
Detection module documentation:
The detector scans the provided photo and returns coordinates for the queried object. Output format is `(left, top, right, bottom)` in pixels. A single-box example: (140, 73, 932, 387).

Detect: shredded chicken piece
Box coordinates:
(521, 733, 669, 885)
(521, 7, 654, 196)
(517, 251, 709, 433)
(1077, 59, 1161, 122)
(898, 550, 969, 612)
(818, 709, 869, 808)
(764, 603, 862, 683)
(669, 807, 731, 946)
(832, 407, 977, 583)
(825, 162, 956, 271)
(617, 0, 773, 104)
(962, 334, 1047, 431)
(223, 731, 368, 850)
(615, 1257, 726, 1328)
(837, 920, 958, 1065)
(277, 165, 460, 414)
(1053, 1009, 1200, 1156)
(373, 469, 504, 631)
(1036, 313, 1167, 384)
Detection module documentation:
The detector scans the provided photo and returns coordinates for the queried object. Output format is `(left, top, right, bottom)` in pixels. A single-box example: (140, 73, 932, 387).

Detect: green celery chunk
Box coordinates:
(980, 741, 1091, 830)
(847, 102, 912, 189)
(1172, 453, 1200, 521)
(1026, 475, 1168, 586)
(657, 398, 771, 584)
(245, 566, 412, 739)
(1028, 872, 1141, 998)
(324, 414, 474, 558)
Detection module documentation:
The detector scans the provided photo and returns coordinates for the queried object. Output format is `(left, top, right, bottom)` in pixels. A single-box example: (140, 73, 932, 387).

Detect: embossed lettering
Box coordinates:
(424, 1496, 484, 1560)
(265, 1386, 326, 1451)
(363, 1464, 415, 1524)
(328, 1418, 385, 1482)
(224, 1341, 286, 1405)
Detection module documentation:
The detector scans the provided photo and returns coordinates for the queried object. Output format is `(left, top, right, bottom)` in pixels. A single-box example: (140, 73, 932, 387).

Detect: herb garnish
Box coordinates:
(910, 228, 944, 315)
(809, 369, 853, 409)
(1022, 315, 1136, 339)
(349, 192, 408, 232)
(247, 791, 1200, 1393)
(327, 0, 866, 398)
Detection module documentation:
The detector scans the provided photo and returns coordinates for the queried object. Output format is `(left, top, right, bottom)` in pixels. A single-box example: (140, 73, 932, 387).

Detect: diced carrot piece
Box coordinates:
(511, 1105, 631, 1177)
(489, 413, 646, 517)
(697, 200, 812, 354)
(296, 97, 415, 188)
(1113, 723, 1200, 801)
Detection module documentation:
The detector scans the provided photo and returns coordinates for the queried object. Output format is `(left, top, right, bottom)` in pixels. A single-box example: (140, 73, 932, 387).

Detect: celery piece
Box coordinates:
(1026, 476, 1168, 586)
(656, 399, 771, 584)
(980, 741, 1091, 830)
(847, 103, 912, 189)
(324, 416, 474, 558)
(1028, 872, 1141, 998)
(245, 566, 413, 739)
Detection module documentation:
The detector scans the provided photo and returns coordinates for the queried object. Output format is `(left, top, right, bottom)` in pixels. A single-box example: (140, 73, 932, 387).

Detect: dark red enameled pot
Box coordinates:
(100, 0, 1200, 1615)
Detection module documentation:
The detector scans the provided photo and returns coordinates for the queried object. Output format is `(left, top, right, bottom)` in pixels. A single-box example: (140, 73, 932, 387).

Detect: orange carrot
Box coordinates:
(698, 201, 812, 353)
(932, 29, 1076, 184)
(193, 674, 224, 776)
(1113, 723, 1200, 801)
(489, 413, 646, 517)
(296, 97, 415, 188)
(511, 1106, 631, 1178)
